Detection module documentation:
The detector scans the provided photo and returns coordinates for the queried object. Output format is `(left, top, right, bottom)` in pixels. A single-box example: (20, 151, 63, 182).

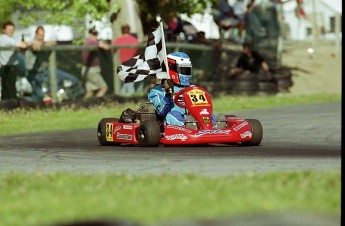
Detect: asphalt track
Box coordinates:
(0, 101, 341, 175)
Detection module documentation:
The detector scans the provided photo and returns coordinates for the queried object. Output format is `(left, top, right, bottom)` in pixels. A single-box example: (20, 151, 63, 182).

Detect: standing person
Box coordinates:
(81, 28, 109, 98)
(213, 0, 243, 42)
(232, 0, 246, 42)
(166, 12, 185, 42)
(112, 24, 139, 96)
(25, 26, 56, 102)
(26, 26, 84, 103)
(0, 21, 27, 100)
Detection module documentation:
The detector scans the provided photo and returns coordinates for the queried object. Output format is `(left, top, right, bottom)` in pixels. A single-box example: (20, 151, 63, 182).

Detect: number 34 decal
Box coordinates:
(186, 89, 209, 106)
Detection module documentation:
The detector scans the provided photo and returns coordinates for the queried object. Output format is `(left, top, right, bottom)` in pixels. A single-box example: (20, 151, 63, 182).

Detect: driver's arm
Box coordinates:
(148, 85, 173, 117)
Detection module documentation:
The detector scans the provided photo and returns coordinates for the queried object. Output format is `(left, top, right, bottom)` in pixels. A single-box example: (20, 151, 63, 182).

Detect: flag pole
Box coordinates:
(160, 21, 170, 79)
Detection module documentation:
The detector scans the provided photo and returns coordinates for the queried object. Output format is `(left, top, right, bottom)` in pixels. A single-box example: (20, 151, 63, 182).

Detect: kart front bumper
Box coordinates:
(161, 123, 253, 145)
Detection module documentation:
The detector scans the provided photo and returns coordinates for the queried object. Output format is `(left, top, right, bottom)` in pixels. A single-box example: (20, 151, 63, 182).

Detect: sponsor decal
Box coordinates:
(114, 126, 121, 133)
(106, 123, 113, 142)
(200, 108, 209, 115)
(240, 131, 252, 138)
(195, 129, 230, 137)
(166, 125, 192, 133)
(233, 121, 248, 131)
(116, 133, 133, 140)
(176, 97, 185, 106)
(123, 125, 133, 130)
(166, 134, 188, 141)
(202, 116, 210, 124)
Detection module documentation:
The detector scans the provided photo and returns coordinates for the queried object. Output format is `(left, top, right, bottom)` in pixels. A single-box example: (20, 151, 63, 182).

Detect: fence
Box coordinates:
(0, 42, 292, 105)
(0, 43, 239, 102)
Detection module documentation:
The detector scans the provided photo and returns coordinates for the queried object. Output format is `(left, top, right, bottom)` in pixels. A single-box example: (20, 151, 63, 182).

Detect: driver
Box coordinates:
(148, 52, 216, 126)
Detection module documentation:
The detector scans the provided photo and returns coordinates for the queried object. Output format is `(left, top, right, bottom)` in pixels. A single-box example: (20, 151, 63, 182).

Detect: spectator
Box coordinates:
(213, 0, 233, 25)
(25, 26, 55, 102)
(112, 24, 139, 96)
(233, 0, 246, 21)
(81, 28, 109, 98)
(213, 0, 244, 43)
(231, 43, 274, 81)
(166, 12, 185, 42)
(246, 0, 257, 15)
(244, 0, 266, 40)
(196, 31, 222, 48)
(0, 20, 27, 100)
(25, 26, 83, 103)
(232, 0, 246, 41)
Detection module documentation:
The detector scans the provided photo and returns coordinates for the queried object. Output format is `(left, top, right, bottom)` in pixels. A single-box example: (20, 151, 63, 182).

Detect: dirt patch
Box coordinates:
(281, 41, 342, 96)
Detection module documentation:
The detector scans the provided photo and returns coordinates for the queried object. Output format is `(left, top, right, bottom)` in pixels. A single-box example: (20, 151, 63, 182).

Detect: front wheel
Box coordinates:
(137, 120, 161, 147)
(97, 118, 121, 146)
(242, 119, 263, 146)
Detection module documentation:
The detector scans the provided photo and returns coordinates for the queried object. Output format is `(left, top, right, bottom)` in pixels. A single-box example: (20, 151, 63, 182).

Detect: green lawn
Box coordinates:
(0, 171, 340, 226)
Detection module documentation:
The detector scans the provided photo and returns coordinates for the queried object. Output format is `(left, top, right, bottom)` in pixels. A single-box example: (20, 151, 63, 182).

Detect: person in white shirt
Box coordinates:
(0, 20, 27, 100)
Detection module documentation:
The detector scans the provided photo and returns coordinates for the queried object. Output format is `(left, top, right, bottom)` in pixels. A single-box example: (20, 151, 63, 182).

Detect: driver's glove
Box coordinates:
(164, 79, 174, 97)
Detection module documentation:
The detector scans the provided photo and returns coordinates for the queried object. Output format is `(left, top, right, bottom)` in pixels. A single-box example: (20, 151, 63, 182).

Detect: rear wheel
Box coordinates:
(137, 120, 161, 147)
(97, 118, 121, 146)
(242, 119, 263, 146)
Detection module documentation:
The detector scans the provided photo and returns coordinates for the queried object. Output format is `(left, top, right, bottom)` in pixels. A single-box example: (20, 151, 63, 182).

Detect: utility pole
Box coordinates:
(334, 12, 341, 55)
(311, 0, 318, 51)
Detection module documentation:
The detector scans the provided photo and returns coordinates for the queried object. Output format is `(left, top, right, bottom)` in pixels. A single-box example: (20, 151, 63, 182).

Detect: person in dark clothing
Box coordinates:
(231, 43, 274, 81)
(82, 28, 109, 98)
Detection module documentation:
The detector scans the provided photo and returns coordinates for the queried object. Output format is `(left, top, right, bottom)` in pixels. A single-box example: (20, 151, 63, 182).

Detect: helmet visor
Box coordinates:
(178, 66, 192, 75)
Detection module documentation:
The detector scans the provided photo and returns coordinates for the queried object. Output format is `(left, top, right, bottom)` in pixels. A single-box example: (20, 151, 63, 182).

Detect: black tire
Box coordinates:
(274, 69, 292, 79)
(97, 118, 121, 146)
(258, 81, 278, 94)
(234, 72, 258, 81)
(242, 119, 263, 146)
(233, 81, 259, 89)
(277, 78, 293, 91)
(233, 81, 259, 96)
(137, 120, 161, 147)
(0, 99, 19, 110)
(224, 114, 238, 118)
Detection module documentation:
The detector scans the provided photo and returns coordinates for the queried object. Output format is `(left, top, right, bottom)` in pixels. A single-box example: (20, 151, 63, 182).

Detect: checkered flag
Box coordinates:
(117, 22, 169, 83)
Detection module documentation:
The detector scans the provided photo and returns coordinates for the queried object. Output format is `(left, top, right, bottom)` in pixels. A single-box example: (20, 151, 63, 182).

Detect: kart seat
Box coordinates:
(119, 108, 137, 123)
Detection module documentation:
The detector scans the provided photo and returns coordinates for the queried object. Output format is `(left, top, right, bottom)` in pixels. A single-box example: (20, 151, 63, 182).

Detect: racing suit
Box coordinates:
(148, 84, 216, 126)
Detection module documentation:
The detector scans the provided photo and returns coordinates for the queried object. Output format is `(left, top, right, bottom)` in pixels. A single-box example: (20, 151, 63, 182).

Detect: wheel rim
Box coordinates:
(97, 125, 102, 143)
(139, 127, 146, 142)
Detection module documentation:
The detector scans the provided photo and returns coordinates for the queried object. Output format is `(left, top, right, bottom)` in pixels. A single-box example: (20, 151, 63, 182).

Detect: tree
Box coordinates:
(136, 0, 217, 34)
(0, 0, 115, 26)
(1, 0, 216, 37)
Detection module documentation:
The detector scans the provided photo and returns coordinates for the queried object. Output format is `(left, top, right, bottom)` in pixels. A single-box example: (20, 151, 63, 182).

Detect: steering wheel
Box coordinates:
(173, 88, 188, 108)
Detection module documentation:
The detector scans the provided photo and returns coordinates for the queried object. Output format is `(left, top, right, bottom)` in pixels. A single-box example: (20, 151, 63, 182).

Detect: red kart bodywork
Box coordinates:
(98, 86, 262, 146)
(161, 118, 252, 145)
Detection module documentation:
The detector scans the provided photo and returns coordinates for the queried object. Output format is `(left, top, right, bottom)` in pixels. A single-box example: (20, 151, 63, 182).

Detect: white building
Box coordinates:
(282, 0, 342, 41)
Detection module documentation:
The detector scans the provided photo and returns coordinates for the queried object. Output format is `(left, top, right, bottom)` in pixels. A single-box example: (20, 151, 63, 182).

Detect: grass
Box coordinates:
(0, 170, 340, 226)
(0, 93, 340, 136)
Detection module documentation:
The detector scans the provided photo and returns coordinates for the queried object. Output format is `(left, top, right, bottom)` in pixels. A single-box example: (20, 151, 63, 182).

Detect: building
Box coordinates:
(282, 0, 342, 41)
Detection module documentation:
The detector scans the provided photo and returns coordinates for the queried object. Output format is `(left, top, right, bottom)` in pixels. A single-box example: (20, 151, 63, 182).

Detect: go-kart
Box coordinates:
(97, 85, 263, 146)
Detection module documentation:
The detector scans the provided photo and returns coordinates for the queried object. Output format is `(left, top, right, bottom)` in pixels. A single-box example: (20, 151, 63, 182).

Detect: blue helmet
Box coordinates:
(167, 52, 192, 86)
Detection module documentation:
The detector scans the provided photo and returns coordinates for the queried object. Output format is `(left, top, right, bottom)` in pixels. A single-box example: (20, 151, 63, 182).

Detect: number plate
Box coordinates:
(186, 89, 209, 106)
(106, 123, 113, 141)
